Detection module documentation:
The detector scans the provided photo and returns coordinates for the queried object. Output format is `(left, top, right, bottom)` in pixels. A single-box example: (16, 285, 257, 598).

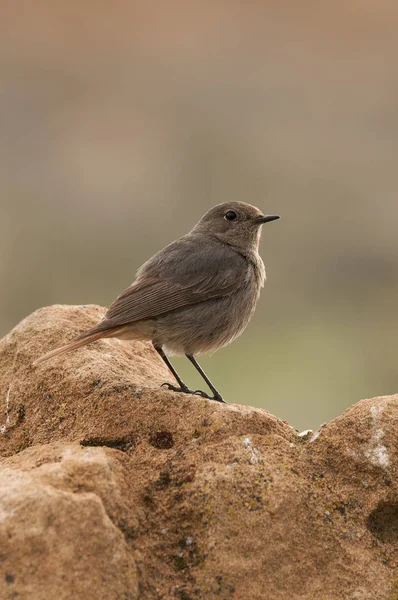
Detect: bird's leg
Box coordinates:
(185, 355, 226, 403)
(154, 345, 193, 394)
(154, 346, 226, 404)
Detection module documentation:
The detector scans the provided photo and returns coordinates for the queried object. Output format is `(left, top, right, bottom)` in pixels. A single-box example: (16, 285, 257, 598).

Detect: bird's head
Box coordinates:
(192, 202, 280, 250)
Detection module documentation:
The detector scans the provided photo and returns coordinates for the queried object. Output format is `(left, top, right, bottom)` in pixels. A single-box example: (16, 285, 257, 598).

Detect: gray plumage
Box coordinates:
(34, 202, 279, 402)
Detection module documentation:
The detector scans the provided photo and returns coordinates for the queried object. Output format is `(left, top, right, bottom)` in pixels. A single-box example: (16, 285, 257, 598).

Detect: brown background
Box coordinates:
(1, 1, 398, 430)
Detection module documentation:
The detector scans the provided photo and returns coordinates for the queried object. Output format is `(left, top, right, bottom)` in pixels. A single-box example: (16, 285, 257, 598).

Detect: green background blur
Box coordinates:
(1, 2, 398, 431)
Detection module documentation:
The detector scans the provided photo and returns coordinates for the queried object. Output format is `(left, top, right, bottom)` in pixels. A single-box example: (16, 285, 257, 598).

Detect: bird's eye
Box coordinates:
(224, 210, 237, 221)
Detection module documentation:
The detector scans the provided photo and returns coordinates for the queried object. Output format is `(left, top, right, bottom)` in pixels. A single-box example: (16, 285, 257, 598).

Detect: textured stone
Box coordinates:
(1, 305, 398, 600)
(0, 445, 137, 600)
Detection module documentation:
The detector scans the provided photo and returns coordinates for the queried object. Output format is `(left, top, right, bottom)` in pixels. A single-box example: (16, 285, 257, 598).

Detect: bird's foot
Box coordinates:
(194, 389, 226, 404)
(161, 383, 226, 404)
(161, 382, 191, 394)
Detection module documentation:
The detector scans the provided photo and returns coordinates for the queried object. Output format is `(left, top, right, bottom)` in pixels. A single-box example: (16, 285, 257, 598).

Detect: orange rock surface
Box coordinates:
(0, 305, 397, 599)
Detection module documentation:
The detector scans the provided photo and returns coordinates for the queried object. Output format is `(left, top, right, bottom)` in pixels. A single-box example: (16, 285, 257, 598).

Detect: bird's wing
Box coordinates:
(97, 236, 247, 330)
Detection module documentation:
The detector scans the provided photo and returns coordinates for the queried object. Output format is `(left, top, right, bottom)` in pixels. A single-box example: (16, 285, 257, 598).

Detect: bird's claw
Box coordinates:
(161, 383, 225, 403)
(194, 390, 226, 404)
(161, 382, 189, 394)
(161, 382, 174, 390)
(194, 389, 212, 399)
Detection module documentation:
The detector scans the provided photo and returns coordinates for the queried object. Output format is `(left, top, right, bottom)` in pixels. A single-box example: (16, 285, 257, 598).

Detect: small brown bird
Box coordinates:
(34, 202, 279, 403)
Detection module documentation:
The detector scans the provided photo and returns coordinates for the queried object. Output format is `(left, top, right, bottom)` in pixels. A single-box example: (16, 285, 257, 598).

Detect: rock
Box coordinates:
(0, 445, 138, 600)
(0, 305, 398, 600)
(0, 305, 287, 458)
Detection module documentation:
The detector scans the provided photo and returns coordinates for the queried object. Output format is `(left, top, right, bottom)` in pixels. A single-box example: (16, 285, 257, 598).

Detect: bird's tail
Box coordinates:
(33, 329, 109, 366)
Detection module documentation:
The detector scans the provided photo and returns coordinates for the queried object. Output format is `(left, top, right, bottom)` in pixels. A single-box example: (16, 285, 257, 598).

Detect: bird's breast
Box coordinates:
(155, 268, 263, 356)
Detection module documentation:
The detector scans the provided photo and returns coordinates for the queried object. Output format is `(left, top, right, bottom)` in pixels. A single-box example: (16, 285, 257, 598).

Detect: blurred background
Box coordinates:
(1, 1, 398, 430)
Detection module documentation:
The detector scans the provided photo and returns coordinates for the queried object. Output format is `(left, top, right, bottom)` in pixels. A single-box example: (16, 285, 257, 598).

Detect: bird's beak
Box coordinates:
(254, 214, 280, 224)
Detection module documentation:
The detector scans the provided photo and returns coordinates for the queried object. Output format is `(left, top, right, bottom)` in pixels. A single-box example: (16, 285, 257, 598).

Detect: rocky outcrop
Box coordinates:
(0, 305, 397, 600)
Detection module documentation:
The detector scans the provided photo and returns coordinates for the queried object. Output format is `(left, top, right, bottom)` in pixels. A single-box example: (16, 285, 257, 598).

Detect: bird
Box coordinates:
(34, 202, 280, 403)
